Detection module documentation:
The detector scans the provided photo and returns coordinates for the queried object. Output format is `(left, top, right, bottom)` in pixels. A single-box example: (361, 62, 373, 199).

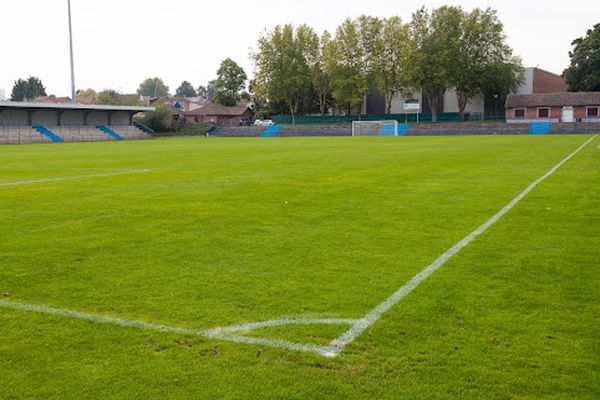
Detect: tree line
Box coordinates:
(252, 6, 525, 123)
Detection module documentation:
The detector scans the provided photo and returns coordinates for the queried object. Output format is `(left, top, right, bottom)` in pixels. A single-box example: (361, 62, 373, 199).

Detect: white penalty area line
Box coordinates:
(0, 169, 150, 187)
(0, 135, 596, 358)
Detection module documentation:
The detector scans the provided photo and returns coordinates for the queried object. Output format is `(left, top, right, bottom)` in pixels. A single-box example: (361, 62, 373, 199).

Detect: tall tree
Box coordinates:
(311, 31, 332, 115)
(372, 16, 412, 114)
(253, 24, 319, 124)
(214, 58, 247, 106)
(10, 76, 47, 101)
(197, 81, 216, 101)
(453, 8, 522, 120)
(175, 81, 197, 97)
(324, 18, 370, 115)
(137, 77, 170, 97)
(563, 23, 600, 92)
(410, 6, 462, 122)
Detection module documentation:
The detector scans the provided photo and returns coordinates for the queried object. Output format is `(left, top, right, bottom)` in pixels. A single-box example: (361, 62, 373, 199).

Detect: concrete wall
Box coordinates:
(61, 111, 85, 125)
(111, 112, 130, 125)
(443, 91, 485, 113)
(0, 110, 29, 125)
(31, 111, 58, 126)
(516, 68, 535, 95)
(390, 92, 423, 114)
(86, 112, 109, 126)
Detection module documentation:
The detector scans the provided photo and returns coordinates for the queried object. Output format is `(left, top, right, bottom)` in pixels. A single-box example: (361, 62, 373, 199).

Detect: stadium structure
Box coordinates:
(0, 101, 154, 144)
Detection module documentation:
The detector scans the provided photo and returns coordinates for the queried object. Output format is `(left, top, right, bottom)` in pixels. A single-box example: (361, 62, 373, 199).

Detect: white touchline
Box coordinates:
(325, 134, 598, 356)
(0, 135, 596, 358)
(0, 169, 150, 187)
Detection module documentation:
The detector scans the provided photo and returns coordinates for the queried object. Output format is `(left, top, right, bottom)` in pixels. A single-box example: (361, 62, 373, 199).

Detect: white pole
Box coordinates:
(68, 0, 76, 103)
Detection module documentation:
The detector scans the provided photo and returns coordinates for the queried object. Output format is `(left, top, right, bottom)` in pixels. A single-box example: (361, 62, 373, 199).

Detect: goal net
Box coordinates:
(352, 120, 399, 136)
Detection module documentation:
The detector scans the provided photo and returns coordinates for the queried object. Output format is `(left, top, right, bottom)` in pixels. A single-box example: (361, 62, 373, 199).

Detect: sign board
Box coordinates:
(403, 99, 420, 111)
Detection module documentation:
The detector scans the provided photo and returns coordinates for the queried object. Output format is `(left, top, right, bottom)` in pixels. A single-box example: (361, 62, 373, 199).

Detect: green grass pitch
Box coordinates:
(0, 135, 598, 399)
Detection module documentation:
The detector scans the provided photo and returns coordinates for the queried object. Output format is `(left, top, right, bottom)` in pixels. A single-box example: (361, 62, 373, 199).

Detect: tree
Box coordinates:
(175, 81, 197, 97)
(253, 24, 319, 124)
(372, 16, 412, 114)
(453, 8, 522, 120)
(96, 89, 122, 105)
(197, 81, 216, 101)
(324, 19, 370, 115)
(410, 6, 462, 122)
(137, 77, 170, 97)
(10, 76, 47, 101)
(214, 58, 247, 106)
(76, 88, 97, 97)
(563, 23, 600, 92)
(141, 104, 172, 132)
(480, 59, 524, 117)
(311, 31, 332, 115)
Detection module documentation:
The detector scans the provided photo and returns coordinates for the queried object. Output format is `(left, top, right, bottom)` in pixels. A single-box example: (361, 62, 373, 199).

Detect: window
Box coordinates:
(537, 108, 550, 118)
(587, 107, 599, 118)
(514, 108, 525, 118)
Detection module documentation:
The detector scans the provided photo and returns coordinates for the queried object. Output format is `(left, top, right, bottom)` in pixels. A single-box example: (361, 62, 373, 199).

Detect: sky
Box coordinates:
(1, 0, 598, 98)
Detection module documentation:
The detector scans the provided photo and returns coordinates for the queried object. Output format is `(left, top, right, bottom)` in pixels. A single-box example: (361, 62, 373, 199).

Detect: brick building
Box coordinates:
(505, 92, 600, 123)
(516, 67, 567, 95)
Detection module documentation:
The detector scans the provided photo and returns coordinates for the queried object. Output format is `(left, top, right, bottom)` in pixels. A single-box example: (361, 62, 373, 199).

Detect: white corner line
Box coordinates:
(0, 300, 347, 357)
(325, 134, 598, 356)
(0, 169, 150, 187)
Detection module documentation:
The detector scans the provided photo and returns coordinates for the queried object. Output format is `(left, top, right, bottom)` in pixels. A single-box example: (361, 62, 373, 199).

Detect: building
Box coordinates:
(515, 67, 567, 95)
(185, 103, 255, 126)
(0, 101, 153, 126)
(505, 92, 600, 123)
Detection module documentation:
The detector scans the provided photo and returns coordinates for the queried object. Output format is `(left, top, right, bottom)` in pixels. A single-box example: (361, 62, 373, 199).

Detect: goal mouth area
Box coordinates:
(352, 120, 402, 137)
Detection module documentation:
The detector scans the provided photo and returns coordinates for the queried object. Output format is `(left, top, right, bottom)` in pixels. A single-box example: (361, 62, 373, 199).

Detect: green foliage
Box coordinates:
(324, 19, 370, 115)
(175, 81, 197, 97)
(311, 32, 333, 115)
(137, 77, 170, 97)
(453, 8, 523, 120)
(563, 23, 600, 92)
(10, 76, 47, 101)
(410, 6, 463, 122)
(372, 16, 412, 114)
(197, 81, 216, 101)
(141, 104, 172, 132)
(96, 90, 122, 105)
(253, 24, 319, 124)
(214, 58, 247, 106)
(76, 88, 97, 98)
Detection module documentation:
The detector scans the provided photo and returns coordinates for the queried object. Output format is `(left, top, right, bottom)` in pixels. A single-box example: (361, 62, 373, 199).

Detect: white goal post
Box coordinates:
(352, 120, 399, 136)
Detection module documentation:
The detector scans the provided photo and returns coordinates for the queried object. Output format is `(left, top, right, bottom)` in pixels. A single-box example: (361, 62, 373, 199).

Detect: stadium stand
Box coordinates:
(0, 101, 154, 145)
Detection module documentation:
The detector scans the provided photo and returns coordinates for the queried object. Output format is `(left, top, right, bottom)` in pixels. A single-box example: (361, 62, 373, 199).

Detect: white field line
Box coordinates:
(0, 169, 150, 187)
(325, 134, 598, 356)
(0, 300, 353, 356)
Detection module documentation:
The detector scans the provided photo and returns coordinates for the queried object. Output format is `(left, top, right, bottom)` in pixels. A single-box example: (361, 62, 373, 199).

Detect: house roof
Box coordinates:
(186, 104, 253, 117)
(506, 92, 600, 108)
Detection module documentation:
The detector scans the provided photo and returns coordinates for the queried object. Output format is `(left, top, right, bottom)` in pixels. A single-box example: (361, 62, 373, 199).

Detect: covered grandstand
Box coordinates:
(0, 101, 154, 144)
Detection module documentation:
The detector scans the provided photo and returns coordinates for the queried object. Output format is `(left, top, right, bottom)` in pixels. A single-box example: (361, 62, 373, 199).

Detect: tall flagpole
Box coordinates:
(67, 0, 76, 103)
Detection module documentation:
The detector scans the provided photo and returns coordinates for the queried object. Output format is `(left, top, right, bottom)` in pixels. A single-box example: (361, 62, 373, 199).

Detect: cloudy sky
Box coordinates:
(1, 0, 598, 98)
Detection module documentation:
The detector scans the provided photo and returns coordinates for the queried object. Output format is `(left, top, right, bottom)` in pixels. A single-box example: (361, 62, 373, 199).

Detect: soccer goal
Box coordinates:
(352, 120, 399, 136)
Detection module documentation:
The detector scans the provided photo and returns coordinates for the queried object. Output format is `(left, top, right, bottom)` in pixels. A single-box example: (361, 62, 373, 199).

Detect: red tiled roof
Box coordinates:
(506, 92, 600, 108)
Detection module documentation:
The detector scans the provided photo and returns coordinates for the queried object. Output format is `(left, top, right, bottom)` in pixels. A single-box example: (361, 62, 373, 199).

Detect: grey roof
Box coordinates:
(506, 92, 600, 108)
(0, 101, 154, 113)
